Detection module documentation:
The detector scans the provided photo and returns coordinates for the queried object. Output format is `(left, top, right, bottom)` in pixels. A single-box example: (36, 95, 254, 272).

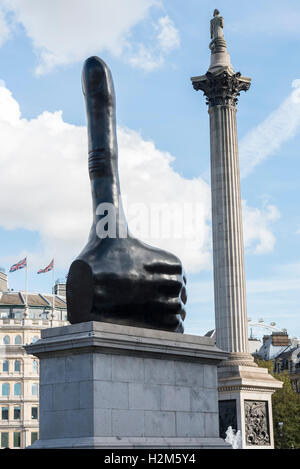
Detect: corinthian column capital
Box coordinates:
(191, 70, 251, 107)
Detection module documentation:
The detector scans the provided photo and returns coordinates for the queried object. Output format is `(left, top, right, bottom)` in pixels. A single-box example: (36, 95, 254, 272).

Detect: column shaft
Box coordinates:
(209, 104, 248, 353)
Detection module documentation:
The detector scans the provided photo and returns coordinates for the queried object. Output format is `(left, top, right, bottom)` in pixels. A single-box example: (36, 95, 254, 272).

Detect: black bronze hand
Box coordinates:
(66, 56, 187, 333)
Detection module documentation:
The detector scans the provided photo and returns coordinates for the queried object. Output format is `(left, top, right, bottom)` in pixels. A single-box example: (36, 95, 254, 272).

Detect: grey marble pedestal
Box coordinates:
(25, 321, 230, 449)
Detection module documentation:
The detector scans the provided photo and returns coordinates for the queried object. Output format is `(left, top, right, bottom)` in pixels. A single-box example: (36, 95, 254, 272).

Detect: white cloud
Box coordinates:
(247, 277, 300, 294)
(0, 83, 278, 274)
(0, 86, 90, 266)
(240, 79, 300, 177)
(0, 82, 210, 273)
(241, 261, 300, 323)
(125, 15, 180, 71)
(0, 1, 180, 73)
(156, 15, 180, 52)
(186, 271, 300, 306)
(243, 201, 280, 254)
(127, 43, 163, 72)
(118, 127, 212, 272)
(0, 7, 10, 46)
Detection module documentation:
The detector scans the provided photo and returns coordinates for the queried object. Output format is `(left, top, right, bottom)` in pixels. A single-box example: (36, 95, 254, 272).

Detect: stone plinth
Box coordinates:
(25, 321, 230, 449)
(218, 363, 282, 449)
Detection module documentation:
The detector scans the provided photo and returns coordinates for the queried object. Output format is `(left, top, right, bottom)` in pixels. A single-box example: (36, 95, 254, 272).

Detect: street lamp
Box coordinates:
(278, 422, 284, 449)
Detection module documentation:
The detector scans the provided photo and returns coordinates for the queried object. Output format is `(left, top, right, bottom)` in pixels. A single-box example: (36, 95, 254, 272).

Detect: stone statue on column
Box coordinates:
(209, 9, 224, 50)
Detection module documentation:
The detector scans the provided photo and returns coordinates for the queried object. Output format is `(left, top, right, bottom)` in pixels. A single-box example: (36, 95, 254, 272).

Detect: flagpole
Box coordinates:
(25, 258, 28, 317)
(52, 259, 55, 321)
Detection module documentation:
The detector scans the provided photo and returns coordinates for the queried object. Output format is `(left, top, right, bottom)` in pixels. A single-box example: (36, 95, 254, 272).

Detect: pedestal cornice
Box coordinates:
(218, 364, 283, 394)
(191, 69, 251, 107)
(25, 321, 229, 364)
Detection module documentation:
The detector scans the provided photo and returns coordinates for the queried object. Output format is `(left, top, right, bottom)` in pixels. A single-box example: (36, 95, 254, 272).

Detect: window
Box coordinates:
(32, 383, 38, 396)
(52, 310, 59, 320)
(40, 311, 48, 319)
(31, 407, 38, 420)
(14, 383, 21, 396)
(2, 360, 9, 372)
(14, 406, 20, 420)
(14, 360, 21, 373)
(12, 309, 23, 319)
(14, 335, 22, 345)
(3, 335, 10, 345)
(1, 432, 9, 448)
(2, 383, 9, 396)
(29, 309, 40, 319)
(29, 309, 45, 319)
(0, 309, 10, 318)
(13, 432, 20, 448)
(31, 432, 38, 445)
(1, 407, 8, 420)
(31, 336, 39, 344)
(32, 360, 38, 374)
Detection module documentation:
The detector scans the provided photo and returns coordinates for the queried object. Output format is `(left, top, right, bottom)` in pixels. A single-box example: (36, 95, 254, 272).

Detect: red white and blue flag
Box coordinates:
(9, 257, 27, 273)
(37, 259, 54, 274)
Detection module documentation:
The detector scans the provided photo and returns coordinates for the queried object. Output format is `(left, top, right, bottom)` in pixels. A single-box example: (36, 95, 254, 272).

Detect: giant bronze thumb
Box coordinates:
(67, 56, 187, 333)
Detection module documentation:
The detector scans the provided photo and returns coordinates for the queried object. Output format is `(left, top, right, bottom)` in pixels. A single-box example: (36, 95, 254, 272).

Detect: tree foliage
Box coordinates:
(256, 359, 300, 449)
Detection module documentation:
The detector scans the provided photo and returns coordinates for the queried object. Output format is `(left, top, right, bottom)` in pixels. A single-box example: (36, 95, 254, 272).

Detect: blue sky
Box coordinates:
(0, 0, 299, 339)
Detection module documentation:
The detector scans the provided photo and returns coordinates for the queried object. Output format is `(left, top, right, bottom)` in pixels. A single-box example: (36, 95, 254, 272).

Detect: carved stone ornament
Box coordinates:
(192, 70, 251, 107)
(244, 400, 271, 446)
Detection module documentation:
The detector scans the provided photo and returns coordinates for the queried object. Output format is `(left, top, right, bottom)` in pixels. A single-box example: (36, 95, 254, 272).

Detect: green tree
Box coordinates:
(256, 359, 300, 449)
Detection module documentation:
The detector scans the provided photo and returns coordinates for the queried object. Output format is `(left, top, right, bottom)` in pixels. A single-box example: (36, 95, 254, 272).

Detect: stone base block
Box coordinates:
(29, 437, 228, 450)
(218, 362, 283, 449)
(25, 321, 230, 449)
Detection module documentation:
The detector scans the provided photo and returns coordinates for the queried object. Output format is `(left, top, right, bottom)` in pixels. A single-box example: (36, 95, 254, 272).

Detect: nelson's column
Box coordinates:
(191, 10, 282, 449)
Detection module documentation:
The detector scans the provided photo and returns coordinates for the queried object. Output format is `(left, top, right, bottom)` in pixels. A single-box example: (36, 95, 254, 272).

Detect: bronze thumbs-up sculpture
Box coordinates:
(66, 56, 187, 333)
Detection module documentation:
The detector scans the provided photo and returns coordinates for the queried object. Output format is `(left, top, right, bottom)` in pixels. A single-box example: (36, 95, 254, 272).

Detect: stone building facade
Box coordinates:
(273, 346, 300, 393)
(255, 332, 300, 393)
(0, 270, 68, 449)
